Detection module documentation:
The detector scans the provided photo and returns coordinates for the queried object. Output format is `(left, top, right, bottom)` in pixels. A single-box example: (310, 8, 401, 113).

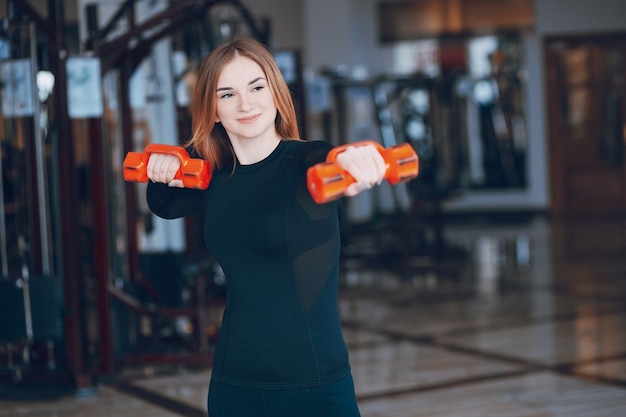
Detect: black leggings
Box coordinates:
(207, 374, 361, 417)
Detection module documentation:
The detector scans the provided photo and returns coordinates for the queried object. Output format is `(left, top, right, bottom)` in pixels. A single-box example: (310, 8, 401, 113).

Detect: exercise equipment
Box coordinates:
(307, 140, 419, 204)
(123, 144, 212, 189)
(125, 141, 418, 202)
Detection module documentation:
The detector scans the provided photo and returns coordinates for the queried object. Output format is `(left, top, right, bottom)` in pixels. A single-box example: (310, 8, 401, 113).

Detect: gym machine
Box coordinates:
(83, 0, 271, 371)
(0, 0, 274, 397)
(317, 70, 469, 282)
(0, 0, 84, 398)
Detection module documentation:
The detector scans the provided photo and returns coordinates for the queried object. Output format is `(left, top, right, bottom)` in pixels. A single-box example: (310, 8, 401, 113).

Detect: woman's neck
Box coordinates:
(230, 134, 282, 165)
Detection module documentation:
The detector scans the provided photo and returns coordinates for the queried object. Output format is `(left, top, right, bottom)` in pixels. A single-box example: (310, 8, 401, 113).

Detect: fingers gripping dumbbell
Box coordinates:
(306, 140, 419, 204)
(123, 144, 212, 189)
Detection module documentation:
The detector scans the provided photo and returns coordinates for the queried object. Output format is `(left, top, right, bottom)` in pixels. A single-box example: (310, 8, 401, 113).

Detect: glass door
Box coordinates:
(546, 33, 626, 214)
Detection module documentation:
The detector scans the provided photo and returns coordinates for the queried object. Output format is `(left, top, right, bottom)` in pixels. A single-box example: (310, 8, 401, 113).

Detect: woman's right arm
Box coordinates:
(145, 153, 204, 219)
(146, 182, 204, 219)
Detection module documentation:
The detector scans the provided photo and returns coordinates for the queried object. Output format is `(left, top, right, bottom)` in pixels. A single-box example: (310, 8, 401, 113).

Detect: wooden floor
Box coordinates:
(1, 213, 625, 416)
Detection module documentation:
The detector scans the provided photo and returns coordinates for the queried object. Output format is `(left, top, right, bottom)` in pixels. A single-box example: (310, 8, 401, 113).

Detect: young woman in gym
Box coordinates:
(144, 35, 386, 417)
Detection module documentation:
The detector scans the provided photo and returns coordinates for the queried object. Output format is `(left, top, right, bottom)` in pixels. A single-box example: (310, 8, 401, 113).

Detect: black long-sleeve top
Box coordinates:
(146, 139, 351, 389)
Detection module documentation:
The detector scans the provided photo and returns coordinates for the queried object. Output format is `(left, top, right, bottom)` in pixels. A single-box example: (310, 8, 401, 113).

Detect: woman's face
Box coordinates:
(215, 55, 278, 144)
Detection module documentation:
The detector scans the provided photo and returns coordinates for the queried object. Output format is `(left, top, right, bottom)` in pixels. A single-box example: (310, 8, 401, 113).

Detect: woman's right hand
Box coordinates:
(147, 153, 184, 188)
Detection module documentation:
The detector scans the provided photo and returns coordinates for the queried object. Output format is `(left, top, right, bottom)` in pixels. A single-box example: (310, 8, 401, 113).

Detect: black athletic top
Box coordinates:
(146, 139, 351, 389)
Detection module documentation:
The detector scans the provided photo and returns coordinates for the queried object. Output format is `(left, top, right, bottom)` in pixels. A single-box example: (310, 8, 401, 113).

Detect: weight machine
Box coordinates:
(0, 0, 89, 397)
(82, 0, 271, 371)
(0, 0, 274, 396)
(319, 69, 468, 280)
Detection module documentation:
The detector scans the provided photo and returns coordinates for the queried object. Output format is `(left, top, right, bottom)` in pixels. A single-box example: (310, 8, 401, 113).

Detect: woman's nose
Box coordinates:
(238, 93, 252, 111)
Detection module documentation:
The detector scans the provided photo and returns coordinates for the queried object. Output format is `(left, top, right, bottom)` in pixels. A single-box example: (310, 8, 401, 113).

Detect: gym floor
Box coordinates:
(1, 212, 625, 416)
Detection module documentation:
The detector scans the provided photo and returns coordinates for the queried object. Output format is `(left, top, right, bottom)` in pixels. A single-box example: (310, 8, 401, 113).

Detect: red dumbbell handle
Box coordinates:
(307, 140, 419, 204)
(123, 144, 212, 190)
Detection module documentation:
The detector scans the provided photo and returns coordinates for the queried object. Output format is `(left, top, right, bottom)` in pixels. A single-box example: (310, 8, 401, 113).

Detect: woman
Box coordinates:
(145, 36, 385, 417)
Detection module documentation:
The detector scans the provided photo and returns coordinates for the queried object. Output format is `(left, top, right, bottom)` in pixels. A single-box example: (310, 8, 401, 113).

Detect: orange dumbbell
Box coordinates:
(307, 140, 419, 204)
(123, 144, 212, 189)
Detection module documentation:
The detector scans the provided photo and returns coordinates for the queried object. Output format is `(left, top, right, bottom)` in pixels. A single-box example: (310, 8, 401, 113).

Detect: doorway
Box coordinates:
(545, 33, 626, 215)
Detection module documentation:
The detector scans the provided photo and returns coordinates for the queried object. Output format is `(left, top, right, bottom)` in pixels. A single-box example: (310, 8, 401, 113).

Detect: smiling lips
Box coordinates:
(237, 114, 261, 124)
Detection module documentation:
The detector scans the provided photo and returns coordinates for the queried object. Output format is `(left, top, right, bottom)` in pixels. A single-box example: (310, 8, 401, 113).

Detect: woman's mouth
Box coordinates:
(238, 114, 261, 124)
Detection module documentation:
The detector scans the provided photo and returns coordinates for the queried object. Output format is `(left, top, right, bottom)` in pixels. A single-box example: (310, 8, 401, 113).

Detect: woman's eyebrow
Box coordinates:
(248, 77, 265, 85)
(216, 77, 266, 92)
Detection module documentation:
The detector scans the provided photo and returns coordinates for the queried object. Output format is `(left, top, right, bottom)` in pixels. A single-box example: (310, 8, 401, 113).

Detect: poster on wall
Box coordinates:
(0, 59, 35, 117)
(66, 56, 103, 118)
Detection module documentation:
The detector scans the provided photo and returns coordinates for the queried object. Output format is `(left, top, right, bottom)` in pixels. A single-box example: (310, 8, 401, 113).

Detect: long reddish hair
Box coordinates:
(186, 36, 300, 169)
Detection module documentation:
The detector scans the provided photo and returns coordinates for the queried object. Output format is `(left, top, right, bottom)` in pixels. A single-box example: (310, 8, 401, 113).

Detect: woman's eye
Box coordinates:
(252, 85, 265, 92)
(219, 92, 233, 99)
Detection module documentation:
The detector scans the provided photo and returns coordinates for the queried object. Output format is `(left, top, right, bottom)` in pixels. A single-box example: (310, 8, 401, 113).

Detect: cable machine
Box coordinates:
(83, 0, 269, 373)
(318, 68, 467, 281)
(0, 0, 273, 396)
(0, 0, 90, 397)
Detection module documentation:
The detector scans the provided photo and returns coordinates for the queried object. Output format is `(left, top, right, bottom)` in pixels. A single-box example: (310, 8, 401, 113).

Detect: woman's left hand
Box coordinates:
(335, 144, 387, 196)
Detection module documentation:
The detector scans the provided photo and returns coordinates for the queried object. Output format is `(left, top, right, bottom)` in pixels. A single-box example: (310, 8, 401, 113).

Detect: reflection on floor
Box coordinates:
(1, 213, 626, 416)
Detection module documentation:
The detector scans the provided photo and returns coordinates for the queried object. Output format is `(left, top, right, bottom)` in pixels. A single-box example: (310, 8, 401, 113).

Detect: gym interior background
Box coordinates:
(0, 0, 625, 416)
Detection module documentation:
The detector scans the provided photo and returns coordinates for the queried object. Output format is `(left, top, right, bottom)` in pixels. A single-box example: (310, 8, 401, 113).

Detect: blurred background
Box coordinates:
(0, 1, 624, 416)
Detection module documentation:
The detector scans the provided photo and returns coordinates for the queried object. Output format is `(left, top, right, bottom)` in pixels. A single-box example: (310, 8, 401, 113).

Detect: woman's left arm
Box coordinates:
(335, 144, 387, 197)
